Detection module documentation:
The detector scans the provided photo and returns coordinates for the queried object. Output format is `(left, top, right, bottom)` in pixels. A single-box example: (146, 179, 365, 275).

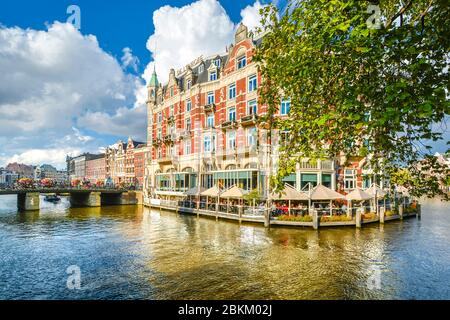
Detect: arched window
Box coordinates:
(245, 162, 258, 169)
(182, 167, 194, 173)
(225, 164, 237, 170)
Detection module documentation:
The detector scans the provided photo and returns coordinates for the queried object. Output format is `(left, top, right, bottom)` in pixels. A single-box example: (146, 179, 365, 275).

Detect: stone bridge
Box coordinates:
(0, 189, 143, 211)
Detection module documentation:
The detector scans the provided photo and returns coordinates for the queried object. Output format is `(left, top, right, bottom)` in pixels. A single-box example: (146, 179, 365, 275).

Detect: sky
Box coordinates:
(0, 0, 287, 169)
(0, 0, 446, 170)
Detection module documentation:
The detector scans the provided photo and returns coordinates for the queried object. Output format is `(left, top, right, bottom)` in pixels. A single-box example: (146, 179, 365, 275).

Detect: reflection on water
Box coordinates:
(0, 195, 449, 299)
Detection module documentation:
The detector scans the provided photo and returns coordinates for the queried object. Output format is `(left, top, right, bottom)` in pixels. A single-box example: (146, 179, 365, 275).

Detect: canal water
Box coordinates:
(0, 195, 449, 300)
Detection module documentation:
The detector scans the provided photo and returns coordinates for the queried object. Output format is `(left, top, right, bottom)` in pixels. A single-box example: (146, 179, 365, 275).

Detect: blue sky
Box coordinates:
(0, 0, 280, 169)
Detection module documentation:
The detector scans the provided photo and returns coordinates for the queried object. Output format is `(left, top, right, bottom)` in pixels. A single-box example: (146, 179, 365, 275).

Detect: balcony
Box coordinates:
(166, 115, 175, 124)
(179, 130, 191, 140)
(221, 120, 238, 130)
(204, 103, 215, 113)
(163, 134, 175, 144)
(240, 114, 258, 127)
(152, 138, 162, 146)
(157, 157, 173, 164)
(298, 160, 335, 170)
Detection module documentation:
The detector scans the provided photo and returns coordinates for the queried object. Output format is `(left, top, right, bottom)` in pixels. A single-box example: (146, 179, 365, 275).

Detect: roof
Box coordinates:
(271, 184, 309, 201)
(201, 185, 222, 197)
(149, 67, 159, 87)
(345, 188, 372, 201)
(220, 186, 249, 199)
(366, 185, 387, 198)
(310, 185, 345, 200)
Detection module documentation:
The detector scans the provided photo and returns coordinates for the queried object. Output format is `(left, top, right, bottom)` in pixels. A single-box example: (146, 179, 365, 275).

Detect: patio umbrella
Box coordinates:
(220, 186, 249, 214)
(201, 185, 223, 211)
(271, 184, 309, 215)
(310, 184, 345, 216)
(345, 188, 372, 217)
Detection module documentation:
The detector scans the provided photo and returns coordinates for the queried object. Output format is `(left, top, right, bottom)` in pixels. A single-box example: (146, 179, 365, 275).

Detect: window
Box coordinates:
(247, 127, 257, 146)
(207, 92, 215, 105)
(283, 174, 297, 188)
(209, 71, 217, 81)
(187, 80, 192, 90)
(237, 55, 247, 69)
(158, 112, 163, 123)
(322, 174, 332, 188)
(157, 147, 162, 158)
(281, 98, 291, 115)
(206, 113, 214, 128)
(363, 175, 371, 189)
(157, 128, 162, 139)
(198, 64, 204, 74)
(214, 59, 221, 68)
(186, 99, 192, 112)
(170, 105, 174, 116)
(185, 140, 191, 155)
(204, 136, 211, 153)
(185, 118, 191, 131)
(301, 173, 318, 189)
(170, 86, 174, 97)
(248, 74, 257, 92)
(227, 131, 236, 150)
(229, 83, 236, 100)
(247, 99, 257, 115)
(344, 169, 356, 190)
(228, 107, 236, 121)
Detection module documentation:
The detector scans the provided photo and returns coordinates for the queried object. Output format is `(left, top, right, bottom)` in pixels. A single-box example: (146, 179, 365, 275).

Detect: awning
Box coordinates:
(271, 184, 309, 200)
(185, 186, 206, 196)
(345, 188, 372, 201)
(201, 185, 222, 197)
(220, 186, 249, 199)
(310, 184, 345, 200)
(366, 185, 387, 198)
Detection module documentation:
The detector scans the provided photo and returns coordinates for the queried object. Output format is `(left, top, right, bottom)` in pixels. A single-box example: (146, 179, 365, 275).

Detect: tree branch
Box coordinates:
(385, 0, 414, 28)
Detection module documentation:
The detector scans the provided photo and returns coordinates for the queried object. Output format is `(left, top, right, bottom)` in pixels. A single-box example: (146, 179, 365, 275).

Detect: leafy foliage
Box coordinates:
(254, 0, 449, 199)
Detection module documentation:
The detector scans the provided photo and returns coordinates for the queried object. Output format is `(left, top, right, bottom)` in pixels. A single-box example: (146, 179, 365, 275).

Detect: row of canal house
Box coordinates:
(143, 24, 382, 204)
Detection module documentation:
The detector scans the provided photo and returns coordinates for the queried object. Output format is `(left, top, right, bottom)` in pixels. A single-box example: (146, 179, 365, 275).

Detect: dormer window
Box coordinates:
(170, 86, 174, 97)
(198, 64, 204, 74)
(187, 79, 192, 90)
(237, 55, 247, 69)
(209, 71, 217, 81)
(214, 59, 221, 68)
(186, 99, 192, 112)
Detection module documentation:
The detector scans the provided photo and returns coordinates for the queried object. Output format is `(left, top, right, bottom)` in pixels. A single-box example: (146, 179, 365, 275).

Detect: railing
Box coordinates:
(240, 114, 258, 126)
(152, 138, 162, 146)
(221, 120, 238, 130)
(163, 134, 175, 144)
(298, 160, 334, 170)
(204, 103, 215, 112)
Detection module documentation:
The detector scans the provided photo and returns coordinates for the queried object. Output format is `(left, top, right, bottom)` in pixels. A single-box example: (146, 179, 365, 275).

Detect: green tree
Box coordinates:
(255, 0, 449, 198)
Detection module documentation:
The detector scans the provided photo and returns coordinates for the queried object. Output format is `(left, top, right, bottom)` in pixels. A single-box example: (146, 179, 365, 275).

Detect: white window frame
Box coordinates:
(186, 79, 192, 90)
(228, 83, 236, 100)
(214, 59, 221, 68)
(186, 99, 192, 112)
(281, 98, 291, 115)
(227, 131, 236, 150)
(247, 127, 257, 146)
(185, 140, 191, 155)
(228, 107, 236, 121)
(207, 92, 215, 105)
(198, 64, 204, 74)
(344, 169, 357, 190)
(237, 55, 247, 69)
(248, 74, 257, 92)
(247, 99, 257, 115)
(206, 113, 214, 128)
(185, 118, 191, 131)
(209, 71, 217, 81)
(204, 135, 211, 153)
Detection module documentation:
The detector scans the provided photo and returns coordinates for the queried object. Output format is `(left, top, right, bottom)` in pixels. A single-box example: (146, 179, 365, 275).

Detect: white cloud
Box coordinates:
(143, 0, 235, 84)
(0, 22, 144, 167)
(3, 148, 81, 170)
(121, 47, 139, 72)
(240, 1, 266, 32)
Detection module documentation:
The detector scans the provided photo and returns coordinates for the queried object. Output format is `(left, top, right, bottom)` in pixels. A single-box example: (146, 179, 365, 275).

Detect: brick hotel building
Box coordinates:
(143, 24, 375, 203)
